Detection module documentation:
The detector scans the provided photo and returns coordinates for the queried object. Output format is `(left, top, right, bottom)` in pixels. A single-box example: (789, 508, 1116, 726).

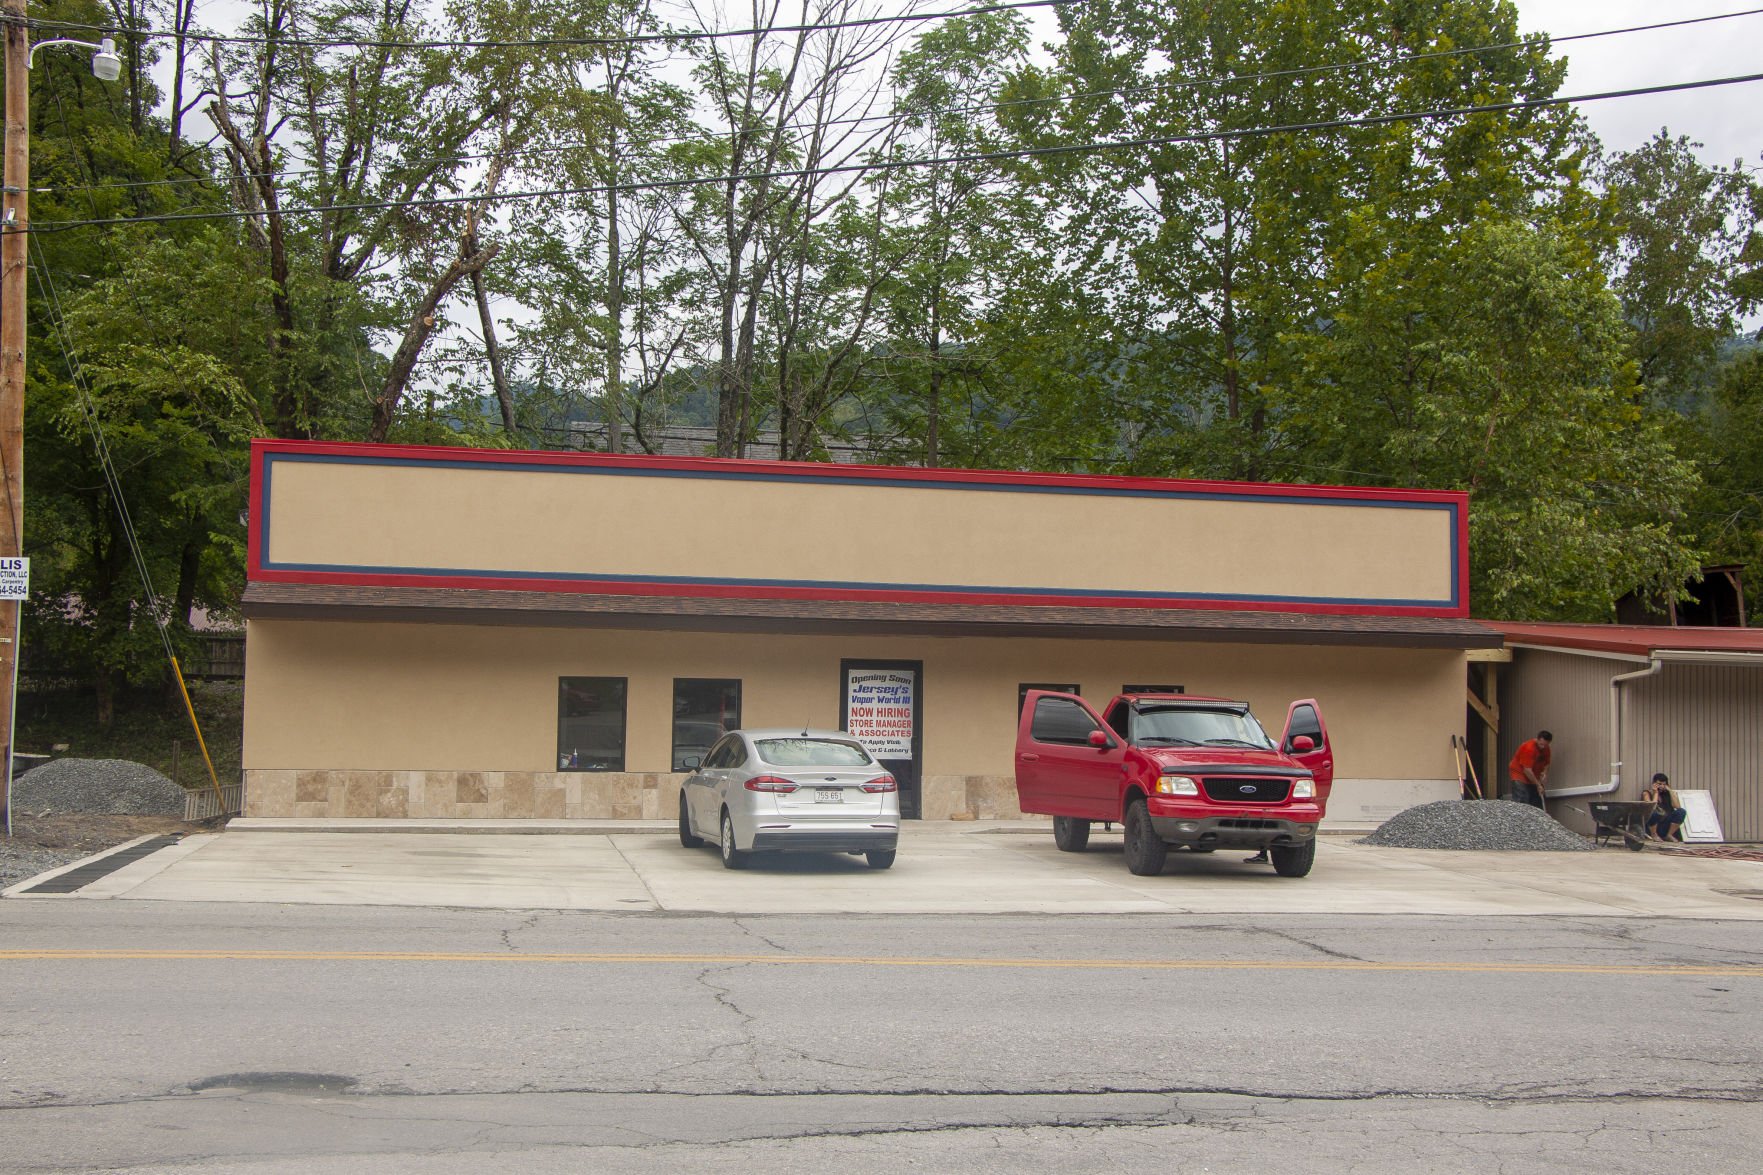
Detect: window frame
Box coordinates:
(556, 676, 629, 773)
(671, 677, 742, 772)
(1018, 682, 1081, 717)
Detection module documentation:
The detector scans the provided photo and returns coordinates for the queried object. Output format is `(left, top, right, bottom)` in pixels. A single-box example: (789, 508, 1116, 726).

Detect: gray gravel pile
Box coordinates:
(8, 758, 186, 817)
(0, 845, 87, 891)
(1358, 799, 1592, 851)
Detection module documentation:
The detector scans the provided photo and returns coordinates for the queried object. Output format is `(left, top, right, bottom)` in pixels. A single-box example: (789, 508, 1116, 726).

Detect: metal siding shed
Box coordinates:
(1487, 623, 1763, 842)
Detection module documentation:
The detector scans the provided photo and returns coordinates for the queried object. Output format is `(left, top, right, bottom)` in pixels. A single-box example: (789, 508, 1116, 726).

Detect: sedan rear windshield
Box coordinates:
(1133, 707, 1273, 749)
(755, 738, 874, 767)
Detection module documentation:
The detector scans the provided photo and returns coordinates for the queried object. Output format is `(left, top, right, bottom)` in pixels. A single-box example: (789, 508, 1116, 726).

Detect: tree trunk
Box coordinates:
(605, 182, 624, 454)
(467, 250, 514, 432)
(94, 670, 116, 729)
(369, 243, 499, 442)
(167, 0, 194, 156)
(927, 272, 944, 469)
(172, 533, 201, 626)
(207, 92, 304, 438)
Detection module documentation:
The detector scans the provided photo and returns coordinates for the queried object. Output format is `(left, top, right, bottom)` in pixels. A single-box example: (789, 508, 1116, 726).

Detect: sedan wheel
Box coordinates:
(720, 810, 749, 870)
(865, 849, 896, 870)
(678, 793, 704, 849)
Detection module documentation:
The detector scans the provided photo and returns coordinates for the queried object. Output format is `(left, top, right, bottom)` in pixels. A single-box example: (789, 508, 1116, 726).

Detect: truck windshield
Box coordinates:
(1133, 707, 1274, 749)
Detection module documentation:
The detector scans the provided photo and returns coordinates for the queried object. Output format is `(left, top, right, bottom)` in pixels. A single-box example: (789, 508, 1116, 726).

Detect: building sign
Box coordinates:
(0, 557, 28, 601)
(251, 441, 1470, 616)
(845, 669, 915, 760)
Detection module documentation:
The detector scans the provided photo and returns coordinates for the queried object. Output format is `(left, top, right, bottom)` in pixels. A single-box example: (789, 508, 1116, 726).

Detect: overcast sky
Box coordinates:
(1514, 0, 1761, 166)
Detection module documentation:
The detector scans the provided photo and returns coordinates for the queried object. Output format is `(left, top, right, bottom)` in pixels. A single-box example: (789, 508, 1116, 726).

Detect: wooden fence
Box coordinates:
(184, 783, 243, 821)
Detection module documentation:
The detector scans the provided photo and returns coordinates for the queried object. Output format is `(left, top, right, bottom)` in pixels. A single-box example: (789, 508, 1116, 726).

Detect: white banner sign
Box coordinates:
(0, 557, 27, 601)
(845, 669, 915, 760)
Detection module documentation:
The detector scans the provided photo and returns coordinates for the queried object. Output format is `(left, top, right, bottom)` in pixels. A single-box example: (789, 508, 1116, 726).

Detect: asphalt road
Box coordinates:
(3, 902, 1760, 1173)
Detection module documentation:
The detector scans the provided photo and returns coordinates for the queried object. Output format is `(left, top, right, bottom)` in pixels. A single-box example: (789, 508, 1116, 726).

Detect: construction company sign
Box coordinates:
(0, 557, 27, 601)
(845, 669, 914, 760)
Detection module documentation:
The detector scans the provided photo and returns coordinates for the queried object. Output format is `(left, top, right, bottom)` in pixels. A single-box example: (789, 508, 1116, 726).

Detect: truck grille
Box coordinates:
(1201, 777, 1292, 804)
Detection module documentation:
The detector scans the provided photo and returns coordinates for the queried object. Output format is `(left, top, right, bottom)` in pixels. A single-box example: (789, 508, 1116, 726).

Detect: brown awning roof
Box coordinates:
(1487, 620, 1763, 657)
(244, 582, 1501, 648)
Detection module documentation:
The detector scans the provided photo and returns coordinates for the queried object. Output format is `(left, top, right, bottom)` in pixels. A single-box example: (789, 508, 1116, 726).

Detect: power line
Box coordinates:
(26, 0, 1076, 51)
(31, 68, 1763, 232)
(35, 4, 1763, 201)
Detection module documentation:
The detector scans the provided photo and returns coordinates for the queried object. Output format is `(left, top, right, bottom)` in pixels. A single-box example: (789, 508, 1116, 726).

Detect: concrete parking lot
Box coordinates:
(8, 820, 1763, 917)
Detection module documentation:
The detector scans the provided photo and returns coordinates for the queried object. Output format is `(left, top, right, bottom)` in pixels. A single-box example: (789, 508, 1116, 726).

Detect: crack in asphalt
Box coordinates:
(7, 1087, 1762, 1170)
(730, 917, 791, 956)
(1242, 925, 1367, 962)
(8, 1081, 1763, 1114)
(641, 962, 766, 1085)
(497, 913, 542, 954)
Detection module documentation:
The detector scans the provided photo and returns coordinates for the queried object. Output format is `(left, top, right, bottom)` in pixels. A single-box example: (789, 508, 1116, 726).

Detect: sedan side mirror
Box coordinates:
(1290, 735, 1315, 753)
(1088, 729, 1112, 749)
(683, 756, 702, 771)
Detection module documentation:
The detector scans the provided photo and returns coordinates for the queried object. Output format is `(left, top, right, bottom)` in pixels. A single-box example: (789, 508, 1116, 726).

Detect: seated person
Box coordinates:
(1641, 772, 1687, 843)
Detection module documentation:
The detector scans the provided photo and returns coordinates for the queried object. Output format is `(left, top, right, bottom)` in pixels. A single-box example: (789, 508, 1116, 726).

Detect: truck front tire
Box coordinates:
(1270, 839, 1316, 878)
(1053, 816, 1091, 852)
(1123, 800, 1168, 876)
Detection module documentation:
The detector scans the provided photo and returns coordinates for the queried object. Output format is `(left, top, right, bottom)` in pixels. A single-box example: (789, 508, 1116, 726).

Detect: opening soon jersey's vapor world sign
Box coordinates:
(247, 440, 1470, 617)
(845, 669, 916, 760)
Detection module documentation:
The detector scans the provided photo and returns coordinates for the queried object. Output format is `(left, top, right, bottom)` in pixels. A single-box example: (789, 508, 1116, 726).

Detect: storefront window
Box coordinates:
(1018, 682, 1080, 716)
(673, 679, 742, 771)
(558, 677, 627, 771)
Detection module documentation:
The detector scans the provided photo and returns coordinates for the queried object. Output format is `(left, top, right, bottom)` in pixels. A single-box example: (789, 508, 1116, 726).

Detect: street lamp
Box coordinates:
(2, 4, 123, 834)
(28, 36, 123, 82)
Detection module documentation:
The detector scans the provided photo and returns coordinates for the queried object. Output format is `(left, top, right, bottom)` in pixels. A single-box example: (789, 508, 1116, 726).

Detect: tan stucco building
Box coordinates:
(240, 440, 1498, 825)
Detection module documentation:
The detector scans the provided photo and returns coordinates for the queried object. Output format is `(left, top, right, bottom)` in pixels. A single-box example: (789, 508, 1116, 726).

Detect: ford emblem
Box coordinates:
(1239, 784, 1257, 794)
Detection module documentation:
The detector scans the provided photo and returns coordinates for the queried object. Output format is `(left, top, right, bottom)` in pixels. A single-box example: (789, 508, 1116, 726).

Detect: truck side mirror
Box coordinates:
(1088, 729, 1112, 749)
(1290, 735, 1315, 753)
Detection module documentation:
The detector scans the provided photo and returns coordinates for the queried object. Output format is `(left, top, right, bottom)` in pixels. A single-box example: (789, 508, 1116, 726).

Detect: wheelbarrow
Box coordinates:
(1588, 800, 1653, 851)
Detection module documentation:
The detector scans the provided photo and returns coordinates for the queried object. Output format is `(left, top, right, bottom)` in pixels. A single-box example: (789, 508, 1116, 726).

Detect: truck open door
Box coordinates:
(1280, 699, 1334, 802)
(1015, 690, 1122, 818)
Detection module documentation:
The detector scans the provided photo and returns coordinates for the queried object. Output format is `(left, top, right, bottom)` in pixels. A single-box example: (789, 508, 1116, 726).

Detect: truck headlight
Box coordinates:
(1156, 774, 1199, 796)
(1292, 777, 1315, 799)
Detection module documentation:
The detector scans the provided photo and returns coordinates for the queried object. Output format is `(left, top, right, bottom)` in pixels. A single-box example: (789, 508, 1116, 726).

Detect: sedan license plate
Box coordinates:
(816, 788, 843, 804)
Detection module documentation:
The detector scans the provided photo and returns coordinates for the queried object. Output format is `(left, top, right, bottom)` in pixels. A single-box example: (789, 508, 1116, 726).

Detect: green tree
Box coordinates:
(498, 0, 700, 452)
(23, 1, 256, 720)
(1292, 219, 1701, 619)
(1010, 0, 1579, 480)
(870, 11, 1032, 467)
(1601, 132, 1757, 409)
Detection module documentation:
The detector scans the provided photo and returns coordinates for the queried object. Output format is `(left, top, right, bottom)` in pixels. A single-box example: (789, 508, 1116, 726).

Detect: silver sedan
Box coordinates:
(678, 729, 901, 870)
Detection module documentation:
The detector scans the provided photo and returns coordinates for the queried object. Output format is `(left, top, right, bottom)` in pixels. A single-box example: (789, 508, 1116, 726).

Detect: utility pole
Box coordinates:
(1, 0, 31, 827)
(0, 6, 118, 831)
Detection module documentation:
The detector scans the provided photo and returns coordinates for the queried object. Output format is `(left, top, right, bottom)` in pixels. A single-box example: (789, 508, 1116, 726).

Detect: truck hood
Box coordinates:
(1141, 747, 1309, 775)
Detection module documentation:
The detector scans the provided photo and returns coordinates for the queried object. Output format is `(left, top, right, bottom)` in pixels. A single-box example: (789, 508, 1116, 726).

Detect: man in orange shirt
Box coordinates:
(1508, 730, 1552, 809)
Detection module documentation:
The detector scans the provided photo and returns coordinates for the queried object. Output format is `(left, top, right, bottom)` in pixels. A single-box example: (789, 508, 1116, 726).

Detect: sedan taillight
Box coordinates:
(744, 776, 799, 793)
(860, 775, 897, 793)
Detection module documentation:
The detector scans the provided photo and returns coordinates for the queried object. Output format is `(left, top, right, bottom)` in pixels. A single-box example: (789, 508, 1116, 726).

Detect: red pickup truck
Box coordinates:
(1014, 690, 1333, 877)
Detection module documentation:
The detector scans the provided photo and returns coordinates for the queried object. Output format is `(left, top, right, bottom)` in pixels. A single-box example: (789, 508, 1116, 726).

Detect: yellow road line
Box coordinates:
(0, 950, 1758, 976)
